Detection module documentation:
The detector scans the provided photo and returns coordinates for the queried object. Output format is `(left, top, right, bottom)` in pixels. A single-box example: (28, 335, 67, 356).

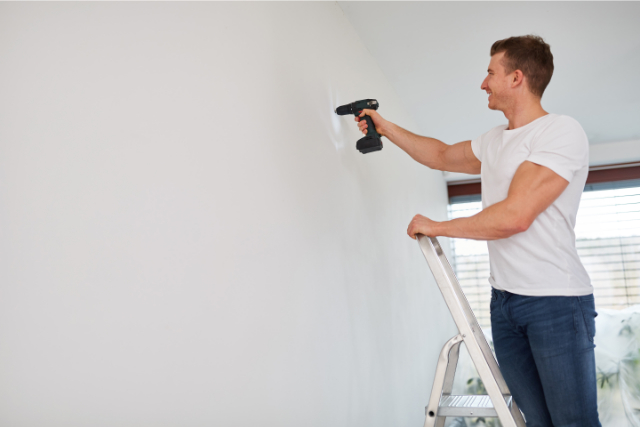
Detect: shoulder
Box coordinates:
(534, 114, 589, 146)
(542, 114, 587, 136)
(528, 114, 589, 170)
(471, 123, 507, 161)
(526, 114, 589, 181)
(485, 123, 509, 138)
(476, 123, 508, 144)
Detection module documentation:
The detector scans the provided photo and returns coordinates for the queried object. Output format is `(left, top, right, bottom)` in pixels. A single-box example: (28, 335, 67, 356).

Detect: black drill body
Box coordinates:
(335, 99, 383, 154)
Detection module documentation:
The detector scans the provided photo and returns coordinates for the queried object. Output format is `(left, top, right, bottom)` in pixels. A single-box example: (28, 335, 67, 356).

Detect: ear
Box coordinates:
(511, 70, 525, 88)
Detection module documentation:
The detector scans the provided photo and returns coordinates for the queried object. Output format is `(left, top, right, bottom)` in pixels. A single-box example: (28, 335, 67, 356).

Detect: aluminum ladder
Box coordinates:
(417, 235, 526, 427)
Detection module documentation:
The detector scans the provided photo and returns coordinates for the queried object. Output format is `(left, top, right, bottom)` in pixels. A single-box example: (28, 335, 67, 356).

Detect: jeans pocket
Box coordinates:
(578, 295, 597, 343)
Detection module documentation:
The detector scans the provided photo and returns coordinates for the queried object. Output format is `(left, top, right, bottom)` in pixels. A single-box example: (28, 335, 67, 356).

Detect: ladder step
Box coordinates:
(438, 395, 513, 417)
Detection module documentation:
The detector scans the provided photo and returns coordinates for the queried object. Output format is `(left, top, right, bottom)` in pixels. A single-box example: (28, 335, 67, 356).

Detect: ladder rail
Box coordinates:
(417, 235, 509, 394)
(417, 235, 527, 427)
(424, 334, 463, 427)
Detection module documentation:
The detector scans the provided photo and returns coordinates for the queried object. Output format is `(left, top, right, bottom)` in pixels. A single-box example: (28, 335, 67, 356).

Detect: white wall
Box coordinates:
(0, 3, 454, 426)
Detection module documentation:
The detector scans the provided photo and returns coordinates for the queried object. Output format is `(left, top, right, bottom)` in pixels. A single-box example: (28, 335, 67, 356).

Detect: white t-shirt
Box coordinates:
(471, 113, 592, 296)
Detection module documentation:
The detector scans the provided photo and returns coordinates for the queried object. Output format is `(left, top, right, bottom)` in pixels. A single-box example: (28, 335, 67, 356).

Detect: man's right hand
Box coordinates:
(355, 109, 387, 137)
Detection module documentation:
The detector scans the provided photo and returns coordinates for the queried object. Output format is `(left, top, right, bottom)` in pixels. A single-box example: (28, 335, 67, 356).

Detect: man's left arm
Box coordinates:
(407, 161, 569, 240)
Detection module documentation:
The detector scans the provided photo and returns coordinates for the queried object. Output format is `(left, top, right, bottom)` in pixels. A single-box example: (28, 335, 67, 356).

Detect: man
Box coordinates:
(357, 35, 600, 427)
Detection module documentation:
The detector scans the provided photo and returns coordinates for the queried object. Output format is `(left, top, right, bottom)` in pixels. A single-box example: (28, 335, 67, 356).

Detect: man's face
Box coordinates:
(481, 52, 512, 111)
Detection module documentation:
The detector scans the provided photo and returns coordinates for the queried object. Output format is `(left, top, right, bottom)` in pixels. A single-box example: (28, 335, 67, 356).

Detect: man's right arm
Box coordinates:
(357, 109, 481, 175)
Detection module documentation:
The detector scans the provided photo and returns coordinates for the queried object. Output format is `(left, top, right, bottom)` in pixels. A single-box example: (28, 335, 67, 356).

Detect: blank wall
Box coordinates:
(0, 3, 454, 426)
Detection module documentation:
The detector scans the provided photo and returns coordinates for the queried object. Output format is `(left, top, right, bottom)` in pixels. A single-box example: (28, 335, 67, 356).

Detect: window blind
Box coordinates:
(449, 180, 640, 329)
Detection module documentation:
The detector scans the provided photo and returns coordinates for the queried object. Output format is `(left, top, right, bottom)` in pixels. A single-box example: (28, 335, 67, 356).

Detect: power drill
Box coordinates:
(335, 99, 383, 154)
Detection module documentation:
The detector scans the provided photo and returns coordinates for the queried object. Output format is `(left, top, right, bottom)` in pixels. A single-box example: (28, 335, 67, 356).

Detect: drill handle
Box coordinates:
(360, 114, 381, 139)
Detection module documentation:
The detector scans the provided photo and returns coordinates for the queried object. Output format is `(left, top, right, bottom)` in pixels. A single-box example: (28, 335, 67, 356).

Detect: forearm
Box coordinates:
(381, 121, 448, 170)
(408, 162, 569, 241)
(433, 201, 529, 240)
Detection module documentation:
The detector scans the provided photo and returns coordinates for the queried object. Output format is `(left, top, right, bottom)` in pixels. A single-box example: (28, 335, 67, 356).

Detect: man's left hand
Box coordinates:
(407, 214, 439, 239)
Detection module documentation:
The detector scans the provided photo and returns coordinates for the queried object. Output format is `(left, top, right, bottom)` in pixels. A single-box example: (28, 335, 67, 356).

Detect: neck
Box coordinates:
(503, 96, 548, 130)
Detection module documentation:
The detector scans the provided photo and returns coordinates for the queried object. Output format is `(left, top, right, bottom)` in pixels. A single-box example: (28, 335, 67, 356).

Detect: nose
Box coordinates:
(481, 76, 489, 91)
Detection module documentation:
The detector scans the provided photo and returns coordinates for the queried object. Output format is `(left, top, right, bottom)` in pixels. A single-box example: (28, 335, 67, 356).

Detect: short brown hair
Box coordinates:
(491, 35, 554, 98)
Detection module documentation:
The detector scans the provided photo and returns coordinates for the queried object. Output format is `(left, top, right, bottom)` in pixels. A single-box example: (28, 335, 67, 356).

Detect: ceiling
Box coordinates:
(338, 2, 640, 147)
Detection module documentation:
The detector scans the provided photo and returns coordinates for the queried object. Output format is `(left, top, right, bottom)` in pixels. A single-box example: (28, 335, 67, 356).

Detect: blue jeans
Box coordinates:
(490, 288, 601, 427)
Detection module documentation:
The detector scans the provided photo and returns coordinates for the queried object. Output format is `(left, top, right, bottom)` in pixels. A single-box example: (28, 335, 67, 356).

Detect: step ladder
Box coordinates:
(416, 235, 526, 427)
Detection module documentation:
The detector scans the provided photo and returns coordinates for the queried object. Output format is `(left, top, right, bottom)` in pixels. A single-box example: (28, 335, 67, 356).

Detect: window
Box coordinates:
(448, 175, 640, 329)
(448, 198, 489, 328)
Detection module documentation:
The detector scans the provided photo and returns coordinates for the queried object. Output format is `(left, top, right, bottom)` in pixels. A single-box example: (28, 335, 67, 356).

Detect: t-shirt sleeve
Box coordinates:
(470, 134, 484, 162)
(526, 116, 589, 183)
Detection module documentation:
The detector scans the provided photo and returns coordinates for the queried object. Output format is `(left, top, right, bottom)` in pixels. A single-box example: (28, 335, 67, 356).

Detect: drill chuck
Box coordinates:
(335, 105, 352, 115)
